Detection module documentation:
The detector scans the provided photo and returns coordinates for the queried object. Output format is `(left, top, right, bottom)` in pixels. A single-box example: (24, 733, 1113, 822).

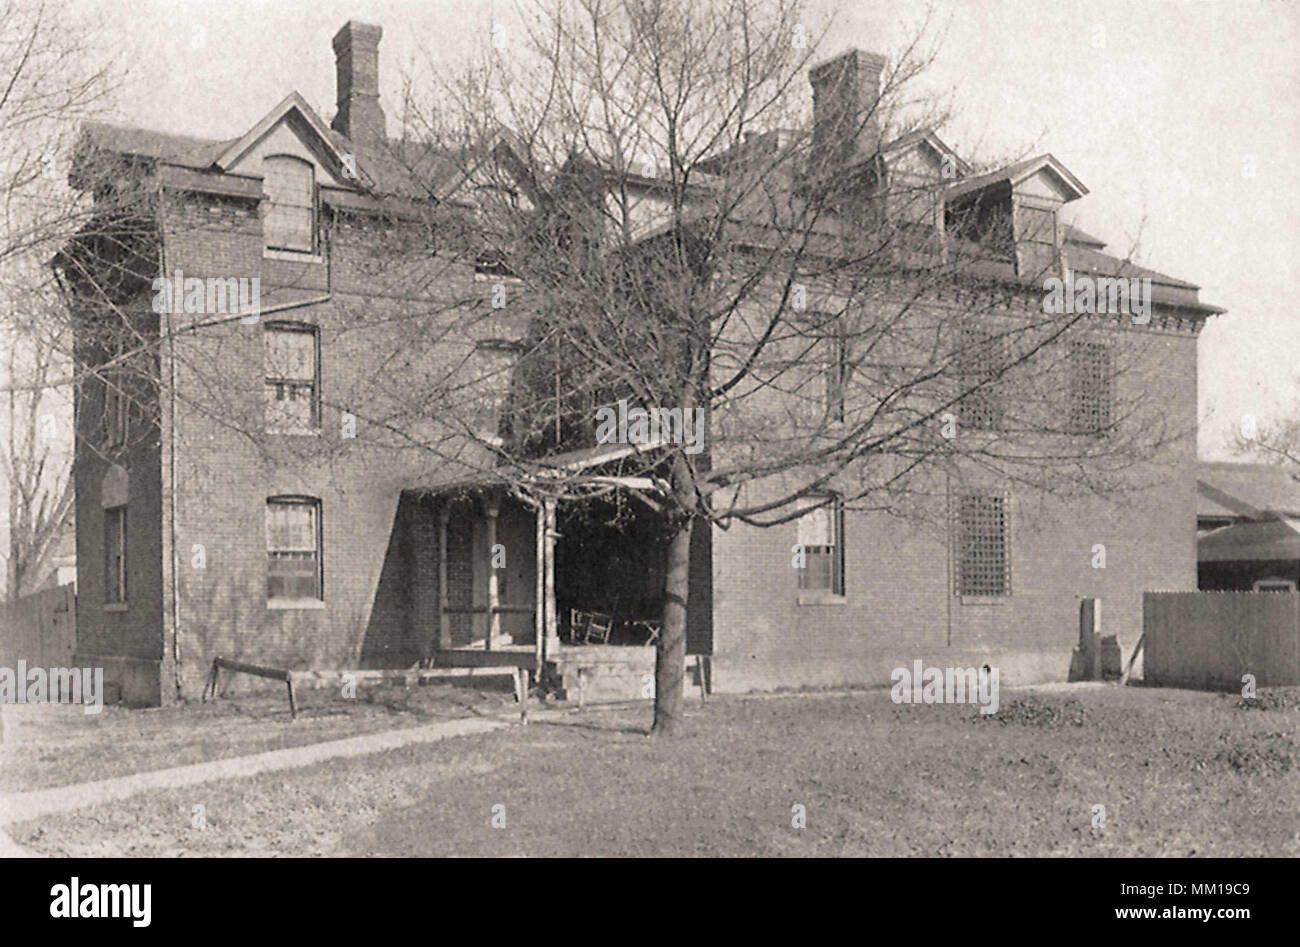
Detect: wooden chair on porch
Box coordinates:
(568, 608, 590, 644)
(584, 611, 614, 644)
(568, 608, 613, 644)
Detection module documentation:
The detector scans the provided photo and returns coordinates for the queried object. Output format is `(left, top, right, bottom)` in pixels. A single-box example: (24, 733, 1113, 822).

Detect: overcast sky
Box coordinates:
(82, 0, 1300, 461)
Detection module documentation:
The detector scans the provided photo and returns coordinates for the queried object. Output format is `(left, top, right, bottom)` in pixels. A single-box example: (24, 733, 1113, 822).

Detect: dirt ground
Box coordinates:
(6, 683, 1297, 857)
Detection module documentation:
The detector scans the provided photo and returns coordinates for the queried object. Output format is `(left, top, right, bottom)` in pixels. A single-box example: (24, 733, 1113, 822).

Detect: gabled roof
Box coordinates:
(77, 105, 467, 201)
(213, 92, 353, 181)
(1198, 461, 1300, 520)
(946, 153, 1089, 202)
(880, 128, 972, 177)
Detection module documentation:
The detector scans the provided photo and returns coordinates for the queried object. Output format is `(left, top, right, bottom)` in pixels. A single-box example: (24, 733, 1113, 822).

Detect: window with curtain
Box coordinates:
(267, 497, 322, 601)
(796, 495, 845, 595)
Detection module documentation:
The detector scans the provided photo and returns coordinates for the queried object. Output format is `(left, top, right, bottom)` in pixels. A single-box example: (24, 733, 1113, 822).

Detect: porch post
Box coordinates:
(485, 496, 501, 651)
(543, 497, 560, 661)
(437, 503, 450, 652)
(534, 497, 545, 674)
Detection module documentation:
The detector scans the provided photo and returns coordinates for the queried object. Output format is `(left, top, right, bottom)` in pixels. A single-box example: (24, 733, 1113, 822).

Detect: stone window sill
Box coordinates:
(103, 602, 128, 612)
(267, 599, 326, 611)
(797, 593, 847, 606)
(263, 249, 323, 264)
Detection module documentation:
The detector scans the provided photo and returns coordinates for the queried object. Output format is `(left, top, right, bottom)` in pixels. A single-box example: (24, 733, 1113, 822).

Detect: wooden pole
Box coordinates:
(437, 504, 450, 653)
(485, 497, 500, 651)
(515, 668, 529, 724)
(534, 498, 545, 677)
(544, 498, 558, 661)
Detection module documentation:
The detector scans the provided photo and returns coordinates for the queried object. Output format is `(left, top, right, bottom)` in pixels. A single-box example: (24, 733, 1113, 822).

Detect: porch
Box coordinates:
(361, 456, 709, 699)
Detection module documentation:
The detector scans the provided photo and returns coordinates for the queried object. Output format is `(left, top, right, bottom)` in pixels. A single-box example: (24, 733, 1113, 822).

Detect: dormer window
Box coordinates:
(263, 155, 316, 253)
(945, 187, 1014, 257)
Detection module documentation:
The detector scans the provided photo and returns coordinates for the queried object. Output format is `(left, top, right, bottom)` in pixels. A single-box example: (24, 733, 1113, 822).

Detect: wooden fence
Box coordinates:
(1143, 591, 1300, 689)
(0, 583, 76, 670)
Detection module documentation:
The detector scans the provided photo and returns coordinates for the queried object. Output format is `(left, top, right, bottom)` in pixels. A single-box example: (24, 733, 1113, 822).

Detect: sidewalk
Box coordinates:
(0, 713, 512, 829)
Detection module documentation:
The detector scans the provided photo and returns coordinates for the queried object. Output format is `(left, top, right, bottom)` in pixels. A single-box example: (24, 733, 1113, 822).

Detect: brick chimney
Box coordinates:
(809, 49, 886, 171)
(331, 21, 386, 150)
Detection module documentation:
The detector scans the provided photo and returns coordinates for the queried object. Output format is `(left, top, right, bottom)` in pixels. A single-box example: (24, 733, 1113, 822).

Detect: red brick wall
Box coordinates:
(73, 185, 528, 702)
(72, 305, 170, 705)
(73, 188, 1202, 703)
(709, 319, 1199, 691)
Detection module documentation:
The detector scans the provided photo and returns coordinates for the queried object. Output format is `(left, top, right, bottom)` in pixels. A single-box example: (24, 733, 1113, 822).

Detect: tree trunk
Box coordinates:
(652, 510, 692, 736)
(652, 451, 697, 736)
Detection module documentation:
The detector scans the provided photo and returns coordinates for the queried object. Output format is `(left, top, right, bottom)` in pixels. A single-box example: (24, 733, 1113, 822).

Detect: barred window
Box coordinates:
(104, 371, 128, 447)
(264, 322, 319, 431)
(263, 155, 316, 253)
(267, 497, 322, 601)
(957, 327, 1005, 431)
(103, 336, 129, 447)
(796, 495, 845, 595)
(1068, 339, 1113, 435)
(954, 491, 1010, 597)
(104, 505, 126, 604)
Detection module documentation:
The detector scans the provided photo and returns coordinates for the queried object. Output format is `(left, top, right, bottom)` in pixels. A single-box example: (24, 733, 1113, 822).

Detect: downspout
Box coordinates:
(945, 469, 953, 648)
(159, 189, 183, 700)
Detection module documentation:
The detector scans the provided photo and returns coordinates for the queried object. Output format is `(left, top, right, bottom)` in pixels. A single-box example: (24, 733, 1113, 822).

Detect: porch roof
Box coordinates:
(403, 442, 669, 500)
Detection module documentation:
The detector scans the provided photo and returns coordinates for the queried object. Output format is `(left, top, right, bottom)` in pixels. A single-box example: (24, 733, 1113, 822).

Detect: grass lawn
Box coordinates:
(0, 676, 520, 793)
(7, 684, 1298, 857)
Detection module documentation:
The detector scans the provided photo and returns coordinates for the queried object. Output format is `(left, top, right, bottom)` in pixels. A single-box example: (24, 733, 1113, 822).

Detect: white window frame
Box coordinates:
(266, 496, 324, 606)
(795, 494, 845, 599)
(263, 155, 317, 254)
(264, 321, 321, 433)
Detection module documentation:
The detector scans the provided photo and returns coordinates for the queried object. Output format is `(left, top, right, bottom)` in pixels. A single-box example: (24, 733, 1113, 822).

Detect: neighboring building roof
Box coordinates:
(1198, 517, 1300, 563)
(1197, 461, 1300, 520)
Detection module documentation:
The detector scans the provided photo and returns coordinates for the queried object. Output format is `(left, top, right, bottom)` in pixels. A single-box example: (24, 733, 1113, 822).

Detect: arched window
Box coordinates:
(263, 155, 316, 252)
(267, 496, 322, 602)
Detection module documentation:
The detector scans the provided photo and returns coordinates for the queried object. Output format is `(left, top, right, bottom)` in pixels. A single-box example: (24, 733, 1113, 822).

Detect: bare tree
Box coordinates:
(48, 0, 1183, 729)
(2, 275, 74, 598)
(381, 0, 1180, 734)
(0, 0, 119, 598)
(1234, 388, 1300, 472)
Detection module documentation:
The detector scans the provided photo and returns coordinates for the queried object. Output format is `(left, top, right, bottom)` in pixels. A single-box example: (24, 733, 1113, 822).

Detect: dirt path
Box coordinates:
(0, 714, 513, 827)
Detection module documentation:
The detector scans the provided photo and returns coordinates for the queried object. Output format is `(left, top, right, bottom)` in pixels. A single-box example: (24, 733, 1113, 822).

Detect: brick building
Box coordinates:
(59, 23, 1222, 705)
